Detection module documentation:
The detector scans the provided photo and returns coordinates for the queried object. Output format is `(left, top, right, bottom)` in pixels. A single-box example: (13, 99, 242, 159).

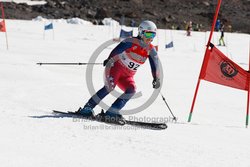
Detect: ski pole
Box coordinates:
(36, 62, 103, 65)
(160, 92, 177, 121)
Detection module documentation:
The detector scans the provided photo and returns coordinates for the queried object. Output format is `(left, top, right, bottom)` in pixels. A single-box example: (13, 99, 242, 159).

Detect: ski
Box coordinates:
(53, 110, 167, 130)
(125, 120, 167, 129)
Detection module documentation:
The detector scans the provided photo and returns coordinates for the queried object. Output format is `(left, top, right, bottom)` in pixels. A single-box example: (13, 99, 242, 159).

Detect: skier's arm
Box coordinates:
(108, 39, 133, 59)
(148, 47, 159, 79)
(103, 38, 133, 66)
(149, 48, 160, 89)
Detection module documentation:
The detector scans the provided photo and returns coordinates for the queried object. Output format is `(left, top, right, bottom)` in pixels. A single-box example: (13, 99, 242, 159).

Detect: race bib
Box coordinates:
(119, 53, 141, 71)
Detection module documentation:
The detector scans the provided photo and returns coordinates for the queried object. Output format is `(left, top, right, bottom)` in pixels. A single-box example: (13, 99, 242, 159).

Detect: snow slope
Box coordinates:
(0, 19, 250, 167)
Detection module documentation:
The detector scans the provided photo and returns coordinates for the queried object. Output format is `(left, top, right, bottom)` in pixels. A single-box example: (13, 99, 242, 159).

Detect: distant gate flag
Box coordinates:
(0, 2, 8, 49)
(43, 22, 54, 40)
(44, 23, 53, 30)
(200, 43, 248, 91)
(119, 29, 133, 38)
(0, 20, 6, 32)
(165, 41, 173, 48)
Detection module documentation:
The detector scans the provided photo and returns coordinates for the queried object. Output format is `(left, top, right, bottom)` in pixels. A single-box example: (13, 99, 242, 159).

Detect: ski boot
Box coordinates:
(96, 109, 126, 125)
(76, 103, 95, 118)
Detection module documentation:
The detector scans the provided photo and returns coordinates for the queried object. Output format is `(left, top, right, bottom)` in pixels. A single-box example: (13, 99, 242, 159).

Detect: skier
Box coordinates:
(215, 19, 221, 31)
(186, 21, 192, 36)
(77, 20, 160, 124)
(218, 22, 225, 46)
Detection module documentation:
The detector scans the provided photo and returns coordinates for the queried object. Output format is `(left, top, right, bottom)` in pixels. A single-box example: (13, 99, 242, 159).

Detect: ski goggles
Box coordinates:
(143, 31, 156, 39)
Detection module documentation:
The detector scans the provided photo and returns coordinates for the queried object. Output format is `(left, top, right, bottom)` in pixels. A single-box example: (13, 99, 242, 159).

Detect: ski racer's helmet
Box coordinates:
(138, 20, 157, 38)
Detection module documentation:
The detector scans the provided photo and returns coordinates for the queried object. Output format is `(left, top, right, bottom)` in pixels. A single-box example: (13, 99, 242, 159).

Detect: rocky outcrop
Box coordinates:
(2, 0, 250, 33)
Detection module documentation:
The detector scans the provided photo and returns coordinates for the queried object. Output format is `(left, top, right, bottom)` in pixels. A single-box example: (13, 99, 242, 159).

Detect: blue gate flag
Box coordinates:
(44, 23, 53, 30)
(165, 41, 173, 48)
(119, 29, 133, 38)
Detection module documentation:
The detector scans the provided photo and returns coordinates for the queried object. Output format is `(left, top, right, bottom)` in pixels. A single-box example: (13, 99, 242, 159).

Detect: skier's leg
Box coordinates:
(106, 76, 136, 116)
(222, 37, 225, 46)
(78, 63, 120, 116)
(77, 86, 110, 117)
(219, 38, 222, 45)
(107, 86, 136, 115)
(84, 86, 111, 109)
(99, 85, 135, 123)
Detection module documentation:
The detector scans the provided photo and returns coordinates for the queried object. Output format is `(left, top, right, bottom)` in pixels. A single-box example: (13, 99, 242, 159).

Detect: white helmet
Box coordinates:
(138, 20, 157, 37)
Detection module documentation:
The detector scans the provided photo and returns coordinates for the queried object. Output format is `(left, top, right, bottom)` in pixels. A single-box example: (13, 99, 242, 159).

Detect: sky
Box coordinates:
(0, 17, 250, 167)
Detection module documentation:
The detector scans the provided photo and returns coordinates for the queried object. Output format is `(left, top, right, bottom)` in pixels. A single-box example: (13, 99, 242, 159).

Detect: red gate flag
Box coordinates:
(0, 20, 6, 32)
(0, 2, 8, 50)
(200, 43, 249, 91)
(188, 0, 250, 127)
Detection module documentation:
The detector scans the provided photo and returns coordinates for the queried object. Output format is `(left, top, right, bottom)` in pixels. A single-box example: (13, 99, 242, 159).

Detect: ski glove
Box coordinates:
(103, 59, 109, 66)
(152, 77, 160, 89)
(103, 58, 114, 67)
